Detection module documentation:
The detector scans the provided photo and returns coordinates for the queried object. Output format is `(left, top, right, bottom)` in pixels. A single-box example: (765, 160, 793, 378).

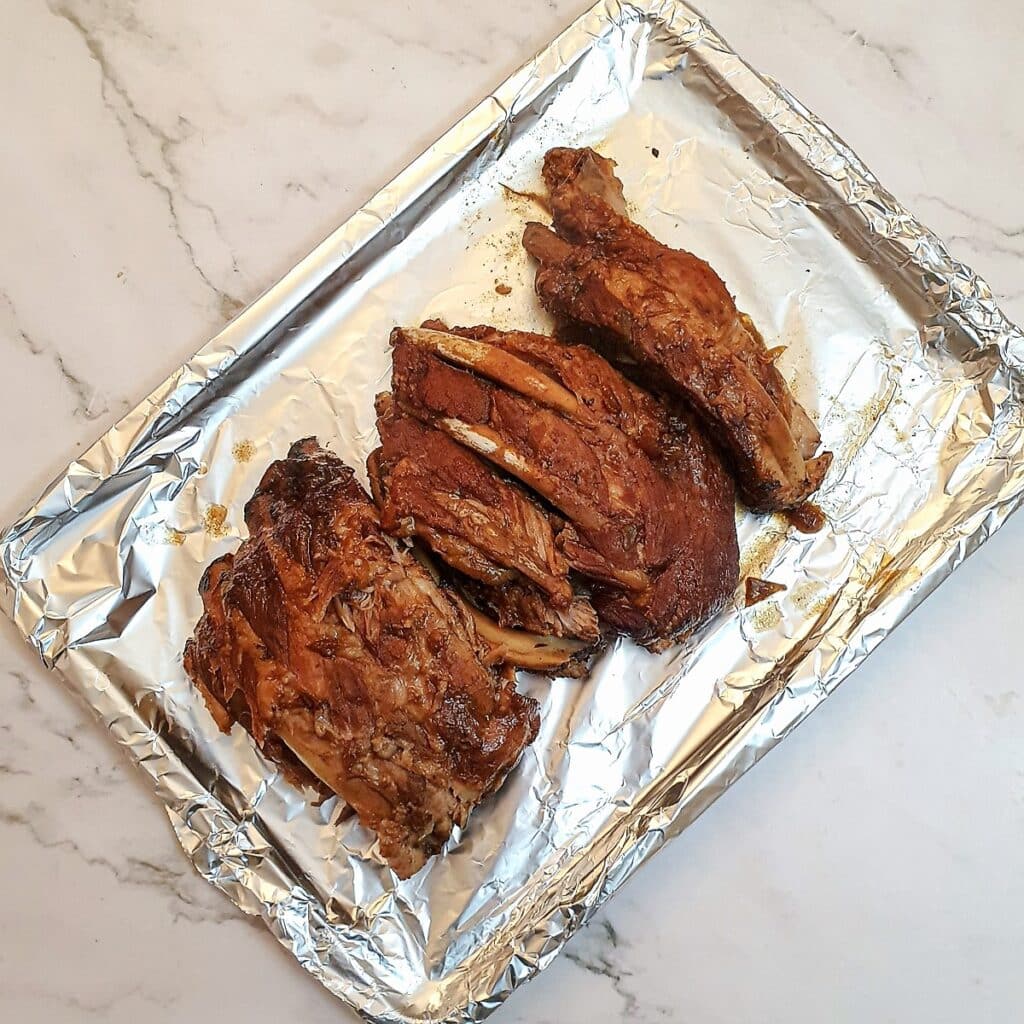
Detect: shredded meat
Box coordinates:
(370, 394, 578, 612)
(523, 146, 832, 512)
(385, 322, 738, 643)
(369, 392, 599, 650)
(457, 575, 599, 642)
(183, 439, 539, 878)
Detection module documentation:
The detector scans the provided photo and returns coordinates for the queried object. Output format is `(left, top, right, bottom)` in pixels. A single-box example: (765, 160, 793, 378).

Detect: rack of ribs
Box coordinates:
(183, 439, 539, 878)
(371, 322, 739, 646)
(523, 146, 832, 512)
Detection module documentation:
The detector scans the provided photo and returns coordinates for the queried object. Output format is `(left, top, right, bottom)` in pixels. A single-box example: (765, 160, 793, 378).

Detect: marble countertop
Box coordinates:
(2, 1, 1022, 1021)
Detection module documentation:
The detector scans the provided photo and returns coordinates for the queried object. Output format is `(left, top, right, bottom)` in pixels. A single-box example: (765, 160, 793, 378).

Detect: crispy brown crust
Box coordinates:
(524, 146, 831, 512)
(184, 439, 538, 878)
(381, 323, 738, 645)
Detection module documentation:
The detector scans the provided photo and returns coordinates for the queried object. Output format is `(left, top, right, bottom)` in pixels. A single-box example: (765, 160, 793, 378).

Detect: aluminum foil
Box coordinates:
(4, 2, 1023, 1021)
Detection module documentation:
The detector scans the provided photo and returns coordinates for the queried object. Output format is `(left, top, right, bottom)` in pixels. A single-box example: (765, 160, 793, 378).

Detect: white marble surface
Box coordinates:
(1, 1, 1022, 1020)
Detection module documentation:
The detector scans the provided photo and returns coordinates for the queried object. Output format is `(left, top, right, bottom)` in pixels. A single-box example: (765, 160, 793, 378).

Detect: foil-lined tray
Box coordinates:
(4, 2, 1023, 1021)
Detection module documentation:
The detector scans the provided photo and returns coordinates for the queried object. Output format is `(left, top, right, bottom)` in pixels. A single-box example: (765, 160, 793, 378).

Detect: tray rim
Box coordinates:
(3, 2, 1024, 1022)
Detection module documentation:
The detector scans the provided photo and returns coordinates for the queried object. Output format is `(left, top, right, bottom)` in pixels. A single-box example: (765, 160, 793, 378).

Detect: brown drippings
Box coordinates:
(737, 517, 788, 581)
(500, 183, 551, 215)
(164, 527, 186, 546)
(766, 345, 787, 361)
(232, 439, 255, 463)
(744, 576, 786, 607)
(203, 504, 229, 538)
(791, 580, 825, 614)
(750, 601, 782, 632)
(495, 282, 512, 296)
(786, 502, 826, 534)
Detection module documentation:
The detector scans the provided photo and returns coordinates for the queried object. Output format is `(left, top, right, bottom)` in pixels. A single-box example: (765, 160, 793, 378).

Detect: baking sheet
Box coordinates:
(3, 1, 1023, 1021)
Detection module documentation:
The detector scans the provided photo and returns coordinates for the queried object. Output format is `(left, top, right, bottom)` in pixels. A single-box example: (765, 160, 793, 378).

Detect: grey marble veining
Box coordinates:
(1, 1, 1021, 1021)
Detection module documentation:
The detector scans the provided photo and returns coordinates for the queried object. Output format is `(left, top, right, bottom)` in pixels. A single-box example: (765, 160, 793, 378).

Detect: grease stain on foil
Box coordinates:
(739, 518, 789, 580)
(233, 440, 256, 463)
(790, 579, 827, 616)
(749, 601, 783, 632)
(139, 522, 188, 546)
(203, 504, 229, 538)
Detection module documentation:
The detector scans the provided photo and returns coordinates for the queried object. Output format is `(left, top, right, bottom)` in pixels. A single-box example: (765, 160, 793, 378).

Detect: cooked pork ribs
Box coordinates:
(523, 146, 831, 512)
(183, 439, 539, 878)
(372, 322, 738, 645)
(369, 394, 600, 645)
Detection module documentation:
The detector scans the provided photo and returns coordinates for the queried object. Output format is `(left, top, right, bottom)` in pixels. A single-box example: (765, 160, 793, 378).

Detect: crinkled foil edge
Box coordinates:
(3, 2, 1023, 1022)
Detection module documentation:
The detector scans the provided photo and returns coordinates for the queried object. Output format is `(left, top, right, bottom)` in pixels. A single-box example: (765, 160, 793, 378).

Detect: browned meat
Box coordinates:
(388, 324, 738, 643)
(523, 146, 831, 512)
(426, 320, 672, 457)
(369, 393, 574, 609)
(457, 575, 599, 642)
(369, 391, 600, 650)
(183, 439, 539, 878)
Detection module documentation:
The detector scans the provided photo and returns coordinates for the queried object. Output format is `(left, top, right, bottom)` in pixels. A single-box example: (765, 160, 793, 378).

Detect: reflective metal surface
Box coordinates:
(3, 2, 1022, 1021)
